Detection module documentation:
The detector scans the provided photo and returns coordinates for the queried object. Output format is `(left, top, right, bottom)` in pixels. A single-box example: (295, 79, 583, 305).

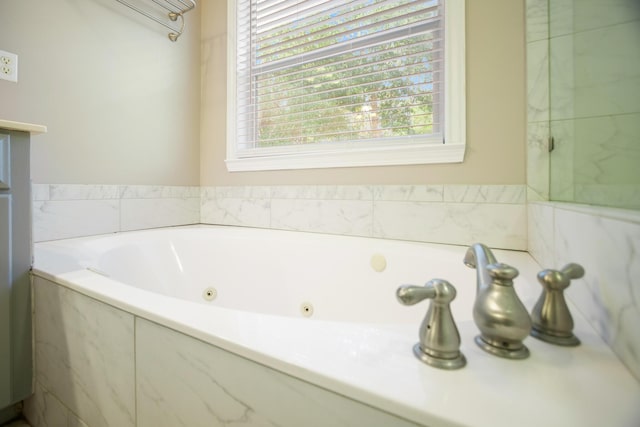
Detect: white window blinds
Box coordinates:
(227, 0, 465, 171)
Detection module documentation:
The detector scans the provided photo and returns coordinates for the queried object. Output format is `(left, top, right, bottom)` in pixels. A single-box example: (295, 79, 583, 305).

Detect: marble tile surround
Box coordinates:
(201, 184, 528, 250)
(33, 183, 528, 250)
(136, 318, 419, 427)
(28, 276, 135, 427)
(32, 184, 200, 242)
(27, 276, 421, 427)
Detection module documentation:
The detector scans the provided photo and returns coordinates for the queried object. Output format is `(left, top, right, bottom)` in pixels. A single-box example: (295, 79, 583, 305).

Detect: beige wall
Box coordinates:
(0, 0, 525, 187)
(201, 0, 527, 186)
(0, 0, 201, 185)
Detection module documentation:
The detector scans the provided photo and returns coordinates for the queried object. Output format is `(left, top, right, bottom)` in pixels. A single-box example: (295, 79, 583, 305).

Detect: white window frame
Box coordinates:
(226, 0, 465, 172)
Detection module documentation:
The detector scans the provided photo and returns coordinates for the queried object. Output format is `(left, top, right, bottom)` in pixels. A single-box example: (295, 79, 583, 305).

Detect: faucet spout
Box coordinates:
(463, 243, 497, 294)
(464, 243, 532, 359)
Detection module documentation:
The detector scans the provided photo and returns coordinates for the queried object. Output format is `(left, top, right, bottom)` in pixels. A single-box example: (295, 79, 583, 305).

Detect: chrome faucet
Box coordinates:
(464, 243, 532, 359)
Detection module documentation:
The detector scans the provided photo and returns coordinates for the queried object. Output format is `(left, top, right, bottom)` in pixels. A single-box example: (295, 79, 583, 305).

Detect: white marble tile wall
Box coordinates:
(201, 185, 528, 250)
(528, 202, 640, 381)
(32, 184, 200, 241)
(28, 276, 136, 427)
(28, 276, 421, 427)
(24, 382, 88, 427)
(136, 318, 420, 427)
(33, 183, 526, 248)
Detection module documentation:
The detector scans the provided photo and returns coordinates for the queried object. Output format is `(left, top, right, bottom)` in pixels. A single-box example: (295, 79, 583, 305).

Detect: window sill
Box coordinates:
(225, 143, 465, 172)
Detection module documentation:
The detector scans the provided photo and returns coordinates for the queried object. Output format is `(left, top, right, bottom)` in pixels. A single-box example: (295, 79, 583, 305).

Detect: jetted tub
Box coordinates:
(32, 225, 640, 427)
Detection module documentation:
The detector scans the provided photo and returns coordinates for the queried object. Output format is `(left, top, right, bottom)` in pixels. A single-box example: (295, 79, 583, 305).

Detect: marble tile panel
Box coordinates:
(526, 0, 549, 43)
(372, 185, 443, 202)
(31, 184, 50, 201)
(271, 185, 373, 200)
(527, 121, 550, 201)
(270, 185, 318, 200)
(32, 199, 120, 242)
(527, 39, 550, 123)
(443, 185, 526, 204)
(24, 381, 68, 427)
(135, 318, 420, 427)
(271, 199, 373, 237)
(552, 0, 640, 38)
(372, 201, 448, 243)
(120, 197, 199, 231)
(527, 202, 555, 268)
(553, 206, 640, 381)
(33, 277, 136, 427)
(200, 186, 216, 201)
(442, 203, 527, 250)
(572, 114, 640, 188)
(68, 414, 90, 427)
(572, 22, 640, 119)
(49, 184, 119, 200)
(201, 196, 271, 228)
(373, 201, 527, 250)
(119, 185, 200, 199)
(214, 185, 271, 199)
(308, 185, 372, 200)
(574, 185, 640, 211)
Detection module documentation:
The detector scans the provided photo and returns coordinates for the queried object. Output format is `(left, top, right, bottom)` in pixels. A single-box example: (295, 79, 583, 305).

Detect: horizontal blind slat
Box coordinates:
(249, 62, 439, 101)
(240, 119, 440, 147)
(238, 106, 437, 136)
(247, 71, 438, 113)
(256, 0, 437, 49)
(257, 41, 437, 80)
(252, 20, 441, 76)
(256, 5, 438, 65)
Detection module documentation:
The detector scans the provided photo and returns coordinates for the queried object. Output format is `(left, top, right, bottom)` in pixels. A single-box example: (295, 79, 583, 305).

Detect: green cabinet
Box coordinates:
(0, 129, 32, 413)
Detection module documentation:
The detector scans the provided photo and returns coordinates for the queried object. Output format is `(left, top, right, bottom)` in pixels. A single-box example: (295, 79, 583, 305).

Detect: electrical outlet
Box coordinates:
(0, 50, 18, 83)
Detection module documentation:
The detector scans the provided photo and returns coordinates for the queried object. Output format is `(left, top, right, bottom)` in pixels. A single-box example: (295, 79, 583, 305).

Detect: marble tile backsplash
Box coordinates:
(33, 184, 527, 249)
(32, 184, 200, 242)
(201, 184, 528, 250)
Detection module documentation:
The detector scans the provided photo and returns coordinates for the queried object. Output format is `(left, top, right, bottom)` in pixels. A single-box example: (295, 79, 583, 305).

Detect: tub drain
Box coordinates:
(300, 302, 314, 318)
(202, 287, 217, 301)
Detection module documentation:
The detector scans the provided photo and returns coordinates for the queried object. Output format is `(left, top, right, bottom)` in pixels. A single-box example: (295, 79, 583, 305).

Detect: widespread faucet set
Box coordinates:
(396, 243, 585, 370)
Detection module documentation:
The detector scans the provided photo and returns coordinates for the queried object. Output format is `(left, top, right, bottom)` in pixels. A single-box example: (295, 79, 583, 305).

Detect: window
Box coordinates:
(227, 0, 465, 171)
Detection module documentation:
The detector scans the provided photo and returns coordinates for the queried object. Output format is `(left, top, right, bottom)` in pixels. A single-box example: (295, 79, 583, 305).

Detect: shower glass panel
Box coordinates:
(548, 0, 640, 210)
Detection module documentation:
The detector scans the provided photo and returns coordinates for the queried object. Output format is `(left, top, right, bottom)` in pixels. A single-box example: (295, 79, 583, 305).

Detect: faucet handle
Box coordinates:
(396, 279, 466, 370)
(530, 263, 585, 346)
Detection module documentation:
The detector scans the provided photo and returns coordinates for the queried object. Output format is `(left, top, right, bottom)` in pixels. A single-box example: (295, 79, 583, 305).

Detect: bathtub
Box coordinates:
(31, 225, 640, 427)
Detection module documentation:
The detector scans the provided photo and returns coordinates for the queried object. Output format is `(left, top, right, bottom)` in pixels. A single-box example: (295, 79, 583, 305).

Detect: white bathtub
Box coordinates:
(31, 225, 640, 427)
